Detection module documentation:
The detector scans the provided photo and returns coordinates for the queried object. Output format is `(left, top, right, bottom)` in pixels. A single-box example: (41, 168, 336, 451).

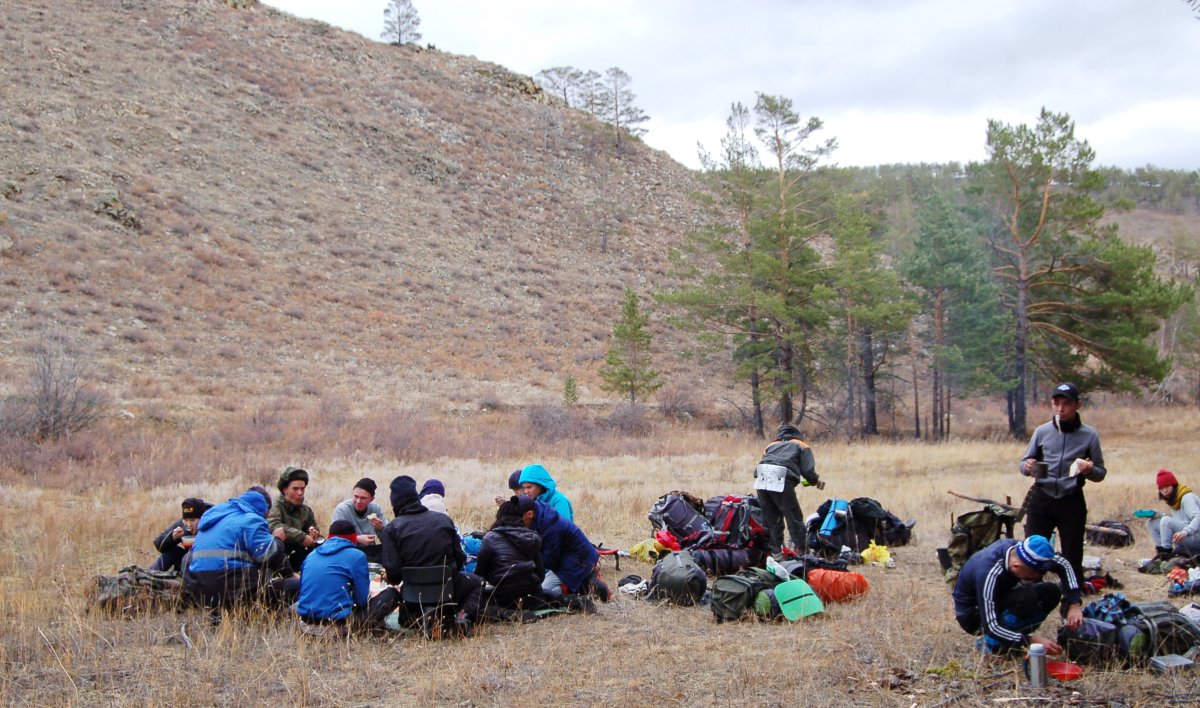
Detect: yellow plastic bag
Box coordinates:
(629, 538, 668, 563)
(861, 541, 891, 566)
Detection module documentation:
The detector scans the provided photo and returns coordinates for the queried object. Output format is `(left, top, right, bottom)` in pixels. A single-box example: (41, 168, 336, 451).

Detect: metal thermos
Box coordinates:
(1027, 643, 1047, 687)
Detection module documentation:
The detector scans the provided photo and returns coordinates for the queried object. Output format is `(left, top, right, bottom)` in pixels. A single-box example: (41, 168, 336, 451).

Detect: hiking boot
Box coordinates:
(565, 594, 597, 614)
(590, 578, 611, 603)
(453, 610, 474, 638)
(1155, 546, 1174, 561)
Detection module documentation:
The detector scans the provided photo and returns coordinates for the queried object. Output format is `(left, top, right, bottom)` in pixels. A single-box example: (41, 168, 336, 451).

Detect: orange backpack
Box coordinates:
(805, 568, 869, 603)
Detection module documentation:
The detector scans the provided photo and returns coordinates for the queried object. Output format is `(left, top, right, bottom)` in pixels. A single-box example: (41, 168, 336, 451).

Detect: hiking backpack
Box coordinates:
(649, 550, 708, 606)
(1085, 520, 1135, 548)
(711, 566, 781, 623)
(807, 497, 913, 557)
(648, 493, 713, 548)
(847, 497, 914, 547)
(92, 564, 184, 615)
(1128, 600, 1200, 660)
(1076, 594, 1200, 666)
(706, 495, 769, 551)
(937, 504, 1021, 583)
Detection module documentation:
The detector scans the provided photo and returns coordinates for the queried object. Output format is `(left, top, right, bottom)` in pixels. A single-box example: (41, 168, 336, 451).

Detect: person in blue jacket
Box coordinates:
(183, 486, 297, 615)
(295, 520, 398, 632)
(533, 500, 607, 609)
(952, 535, 1083, 655)
(519, 464, 574, 522)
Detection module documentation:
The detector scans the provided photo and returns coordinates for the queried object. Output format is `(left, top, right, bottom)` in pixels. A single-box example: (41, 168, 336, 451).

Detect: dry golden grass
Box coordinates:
(1, 404, 1197, 705)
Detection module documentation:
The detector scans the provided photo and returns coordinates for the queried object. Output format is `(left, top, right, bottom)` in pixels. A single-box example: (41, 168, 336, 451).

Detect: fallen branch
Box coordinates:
(948, 491, 1017, 510)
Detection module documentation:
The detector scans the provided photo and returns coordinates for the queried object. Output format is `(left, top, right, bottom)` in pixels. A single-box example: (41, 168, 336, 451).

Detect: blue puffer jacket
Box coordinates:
(520, 464, 574, 522)
(535, 501, 598, 593)
(295, 537, 369, 621)
(187, 491, 283, 573)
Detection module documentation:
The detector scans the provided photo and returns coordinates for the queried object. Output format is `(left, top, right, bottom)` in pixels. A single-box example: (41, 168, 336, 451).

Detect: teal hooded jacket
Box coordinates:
(519, 464, 574, 522)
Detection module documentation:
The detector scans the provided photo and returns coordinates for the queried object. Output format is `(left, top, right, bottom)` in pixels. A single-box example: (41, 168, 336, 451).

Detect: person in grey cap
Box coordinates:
(1019, 382, 1106, 583)
(331, 478, 387, 563)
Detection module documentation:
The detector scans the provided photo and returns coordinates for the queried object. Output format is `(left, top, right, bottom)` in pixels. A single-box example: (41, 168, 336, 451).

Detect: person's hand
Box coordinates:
(357, 534, 376, 546)
(272, 527, 286, 541)
(369, 515, 384, 530)
(494, 495, 505, 506)
(172, 527, 186, 540)
(1031, 635, 1062, 655)
(1065, 604, 1084, 631)
(1174, 531, 1187, 544)
(1073, 458, 1094, 476)
(1021, 459, 1035, 474)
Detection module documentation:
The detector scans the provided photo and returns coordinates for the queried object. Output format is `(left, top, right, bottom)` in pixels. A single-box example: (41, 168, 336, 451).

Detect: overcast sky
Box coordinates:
(262, 0, 1199, 171)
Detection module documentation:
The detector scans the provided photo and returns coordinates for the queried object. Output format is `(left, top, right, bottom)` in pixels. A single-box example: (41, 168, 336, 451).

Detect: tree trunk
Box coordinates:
(750, 368, 765, 439)
(1010, 278, 1029, 438)
(860, 328, 878, 435)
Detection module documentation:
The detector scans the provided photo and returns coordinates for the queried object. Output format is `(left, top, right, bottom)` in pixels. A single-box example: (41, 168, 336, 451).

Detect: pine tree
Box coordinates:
(970, 108, 1186, 436)
(562, 375, 579, 406)
(599, 288, 662, 404)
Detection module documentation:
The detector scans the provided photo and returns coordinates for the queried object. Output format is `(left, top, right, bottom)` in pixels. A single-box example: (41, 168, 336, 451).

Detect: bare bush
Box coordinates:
(0, 337, 108, 442)
(656, 382, 703, 422)
(522, 404, 595, 443)
(603, 402, 651, 437)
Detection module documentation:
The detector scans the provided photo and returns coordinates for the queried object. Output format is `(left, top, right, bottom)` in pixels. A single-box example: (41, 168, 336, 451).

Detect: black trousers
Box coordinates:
(957, 581, 1062, 638)
(758, 482, 806, 554)
(184, 567, 298, 610)
(1024, 487, 1087, 584)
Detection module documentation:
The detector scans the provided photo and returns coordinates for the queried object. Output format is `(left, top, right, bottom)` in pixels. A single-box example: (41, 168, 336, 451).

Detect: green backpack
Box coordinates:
(649, 550, 708, 606)
(938, 504, 1021, 583)
(711, 567, 781, 623)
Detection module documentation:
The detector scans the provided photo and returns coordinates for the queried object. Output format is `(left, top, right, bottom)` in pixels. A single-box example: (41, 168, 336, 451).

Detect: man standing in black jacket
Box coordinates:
(755, 424, 822, 556)
(381, 475, 482, 635)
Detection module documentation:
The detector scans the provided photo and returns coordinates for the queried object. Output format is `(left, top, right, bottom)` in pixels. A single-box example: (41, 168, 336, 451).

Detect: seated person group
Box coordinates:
(160, 463, 607, 635)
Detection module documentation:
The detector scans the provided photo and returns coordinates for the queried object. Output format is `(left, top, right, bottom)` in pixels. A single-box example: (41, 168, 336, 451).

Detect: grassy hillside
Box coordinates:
(0, 0, 715, 421)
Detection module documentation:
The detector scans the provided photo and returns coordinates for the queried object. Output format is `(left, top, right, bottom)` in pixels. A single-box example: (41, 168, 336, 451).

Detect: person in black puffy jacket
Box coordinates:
(754, 423, 821, 556)
(475, 495, 546, 610)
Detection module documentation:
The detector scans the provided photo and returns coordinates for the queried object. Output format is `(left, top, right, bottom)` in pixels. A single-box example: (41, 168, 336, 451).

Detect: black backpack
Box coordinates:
(649, 550, 708, 606)
(1077, 595, 1200, 666)
(1085, 520, 1135, 548)
(848, 497, 914, 547)
(648, 493, 713, 548)
(690, 547, 752, 577)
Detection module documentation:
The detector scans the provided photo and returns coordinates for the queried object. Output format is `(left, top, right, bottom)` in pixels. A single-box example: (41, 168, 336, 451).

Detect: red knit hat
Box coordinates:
(1156, 468, 1179, 488)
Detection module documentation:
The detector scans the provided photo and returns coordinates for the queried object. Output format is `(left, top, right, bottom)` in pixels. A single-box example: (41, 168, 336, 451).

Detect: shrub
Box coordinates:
(603, 402, 651, 437)
(0, 336, 109, 443)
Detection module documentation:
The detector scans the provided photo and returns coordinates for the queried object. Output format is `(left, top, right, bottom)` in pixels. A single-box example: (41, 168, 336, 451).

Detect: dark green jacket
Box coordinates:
(267, 499, 317, 549)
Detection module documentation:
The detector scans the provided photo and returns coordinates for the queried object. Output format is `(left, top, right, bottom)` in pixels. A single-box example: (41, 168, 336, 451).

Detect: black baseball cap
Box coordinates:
(1051, 382, 1080, 401)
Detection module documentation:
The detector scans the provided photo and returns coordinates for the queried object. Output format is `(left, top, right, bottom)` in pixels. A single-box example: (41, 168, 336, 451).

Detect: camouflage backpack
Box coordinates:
(92, 564, 184, 615)
(938, 504, 1021, 583)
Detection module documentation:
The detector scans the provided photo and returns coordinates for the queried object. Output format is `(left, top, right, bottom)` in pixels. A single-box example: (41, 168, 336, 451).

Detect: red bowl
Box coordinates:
(1046, 661, 1083, 681)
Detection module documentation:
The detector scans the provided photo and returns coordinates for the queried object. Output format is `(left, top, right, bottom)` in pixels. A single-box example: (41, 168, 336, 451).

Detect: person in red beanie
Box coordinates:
(1149, 468, 1200, 559)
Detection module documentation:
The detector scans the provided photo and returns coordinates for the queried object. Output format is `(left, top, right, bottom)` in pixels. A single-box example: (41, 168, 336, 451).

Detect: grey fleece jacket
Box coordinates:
(1019, 415, 1106, 499)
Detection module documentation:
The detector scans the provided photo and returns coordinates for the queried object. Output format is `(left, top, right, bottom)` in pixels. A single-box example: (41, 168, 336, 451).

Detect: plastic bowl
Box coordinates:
(180, 535, 195, 548)
(1046, 660, 1083, 681)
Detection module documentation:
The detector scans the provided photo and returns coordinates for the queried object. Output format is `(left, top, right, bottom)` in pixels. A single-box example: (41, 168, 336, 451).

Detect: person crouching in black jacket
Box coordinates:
(476, 495, 548, 612)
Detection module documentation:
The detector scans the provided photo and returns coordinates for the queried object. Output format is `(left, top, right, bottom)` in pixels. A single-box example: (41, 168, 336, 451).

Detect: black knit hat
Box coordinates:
(389, 475, 419, 513)
(354, 477, 377, 497)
